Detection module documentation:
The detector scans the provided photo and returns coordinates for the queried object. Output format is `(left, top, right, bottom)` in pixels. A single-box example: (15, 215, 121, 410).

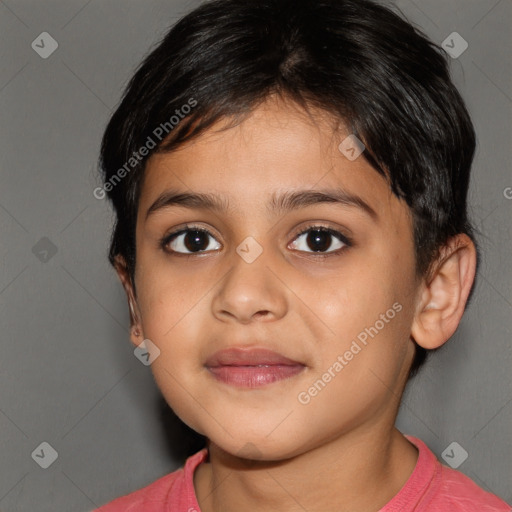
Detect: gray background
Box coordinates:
(0, 0, 510, 510)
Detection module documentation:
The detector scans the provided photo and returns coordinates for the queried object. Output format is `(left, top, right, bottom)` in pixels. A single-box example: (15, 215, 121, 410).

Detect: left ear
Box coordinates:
(411, 234, 477, 350)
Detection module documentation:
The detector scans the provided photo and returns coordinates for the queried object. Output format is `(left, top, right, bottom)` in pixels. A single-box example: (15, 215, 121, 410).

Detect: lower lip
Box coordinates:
(207, 365, 305, 388)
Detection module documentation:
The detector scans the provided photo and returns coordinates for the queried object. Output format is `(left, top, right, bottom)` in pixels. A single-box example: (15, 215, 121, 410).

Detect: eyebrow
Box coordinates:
(145, 187, 378, 222)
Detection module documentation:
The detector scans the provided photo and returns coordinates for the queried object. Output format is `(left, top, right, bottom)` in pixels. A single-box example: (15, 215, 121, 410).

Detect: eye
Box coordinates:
(289, 225, 351, 255)
(160, 224, 352, 257)
(161, 226, 221, 255)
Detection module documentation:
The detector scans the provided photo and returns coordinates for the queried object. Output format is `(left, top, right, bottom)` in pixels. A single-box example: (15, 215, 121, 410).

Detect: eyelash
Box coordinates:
(159, 223, 353, 259)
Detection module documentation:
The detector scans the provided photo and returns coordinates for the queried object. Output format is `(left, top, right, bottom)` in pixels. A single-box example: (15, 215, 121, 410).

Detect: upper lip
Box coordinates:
(205, 347, 304, 367)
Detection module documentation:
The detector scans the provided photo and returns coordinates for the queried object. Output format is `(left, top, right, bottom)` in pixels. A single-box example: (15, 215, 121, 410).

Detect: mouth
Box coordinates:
(205, 347, 306, 388)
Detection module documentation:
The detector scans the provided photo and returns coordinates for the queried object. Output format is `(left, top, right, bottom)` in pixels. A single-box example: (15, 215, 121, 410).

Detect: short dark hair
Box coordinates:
(98, 0, 480, 379)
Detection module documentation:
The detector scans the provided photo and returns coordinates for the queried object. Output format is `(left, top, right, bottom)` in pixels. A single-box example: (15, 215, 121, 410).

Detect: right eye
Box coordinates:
(160, 226, 222, 255)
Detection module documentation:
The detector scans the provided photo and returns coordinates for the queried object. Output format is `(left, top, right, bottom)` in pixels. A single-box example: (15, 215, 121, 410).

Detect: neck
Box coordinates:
(194, 426, 418, 512)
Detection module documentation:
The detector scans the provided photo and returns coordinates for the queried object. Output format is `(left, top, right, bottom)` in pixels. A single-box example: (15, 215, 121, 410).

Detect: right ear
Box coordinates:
(113, 255, 143, 347)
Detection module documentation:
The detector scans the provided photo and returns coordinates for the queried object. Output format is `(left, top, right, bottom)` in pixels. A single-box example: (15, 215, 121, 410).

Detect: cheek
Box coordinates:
(304, 261, 395, 345)
(302, 250, 414, 381)
(137, 265, 208, 339)
(135, 271, 208, 387)
(145, 313, 208, 433)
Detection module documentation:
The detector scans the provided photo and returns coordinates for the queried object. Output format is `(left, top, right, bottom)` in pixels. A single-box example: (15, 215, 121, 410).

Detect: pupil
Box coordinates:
(185, 230, 209, 252)
(307, 229, 330, 252)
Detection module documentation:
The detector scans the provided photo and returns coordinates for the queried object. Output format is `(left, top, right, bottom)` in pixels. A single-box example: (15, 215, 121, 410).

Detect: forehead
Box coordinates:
(138, 99, 402, 224)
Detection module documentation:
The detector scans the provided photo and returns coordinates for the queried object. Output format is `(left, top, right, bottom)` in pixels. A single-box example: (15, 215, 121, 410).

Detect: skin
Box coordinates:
(115, 95, 477, 512)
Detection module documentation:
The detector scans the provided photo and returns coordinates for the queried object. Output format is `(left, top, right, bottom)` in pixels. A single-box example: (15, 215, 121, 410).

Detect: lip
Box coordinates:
(205, 347, 306, 388)
(205, 347, 303, 367)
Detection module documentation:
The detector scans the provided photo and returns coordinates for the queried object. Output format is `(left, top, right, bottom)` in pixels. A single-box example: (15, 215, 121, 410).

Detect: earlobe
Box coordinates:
(113, 255, 144, 347)
(410, 234, 477, 350)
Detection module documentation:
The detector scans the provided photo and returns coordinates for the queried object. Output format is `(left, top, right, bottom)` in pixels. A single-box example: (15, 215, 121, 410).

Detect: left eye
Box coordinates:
(290, 227, 348, 254)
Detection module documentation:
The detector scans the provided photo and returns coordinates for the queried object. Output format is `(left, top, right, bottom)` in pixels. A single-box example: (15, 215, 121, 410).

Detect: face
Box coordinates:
(128, 97, 419, 461)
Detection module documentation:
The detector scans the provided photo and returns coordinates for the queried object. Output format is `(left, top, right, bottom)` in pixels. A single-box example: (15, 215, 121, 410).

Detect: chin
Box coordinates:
(207, 429, 311, 463)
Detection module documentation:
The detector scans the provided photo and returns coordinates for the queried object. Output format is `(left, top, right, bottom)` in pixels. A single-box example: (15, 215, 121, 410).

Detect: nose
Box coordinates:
(211, 248, 288, 324)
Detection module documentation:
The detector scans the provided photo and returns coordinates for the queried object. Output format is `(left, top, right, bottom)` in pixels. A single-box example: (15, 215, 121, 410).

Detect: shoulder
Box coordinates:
(401, 436, 510, 512)
(428, 463, 511, 511)
(93, 468, 184, 511)
(93, 447, 208, 512)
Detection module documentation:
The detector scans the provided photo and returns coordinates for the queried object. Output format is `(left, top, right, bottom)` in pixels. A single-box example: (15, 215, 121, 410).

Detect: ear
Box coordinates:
(411, 234, 477, 350)
(114, 255, 143, 348)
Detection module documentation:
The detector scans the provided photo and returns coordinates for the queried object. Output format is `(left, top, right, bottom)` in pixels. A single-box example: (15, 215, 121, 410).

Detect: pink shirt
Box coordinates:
(94, 436, 511, 511)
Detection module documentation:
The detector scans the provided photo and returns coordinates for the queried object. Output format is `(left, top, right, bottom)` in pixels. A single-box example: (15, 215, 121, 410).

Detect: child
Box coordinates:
(94, 0, 511, 510)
